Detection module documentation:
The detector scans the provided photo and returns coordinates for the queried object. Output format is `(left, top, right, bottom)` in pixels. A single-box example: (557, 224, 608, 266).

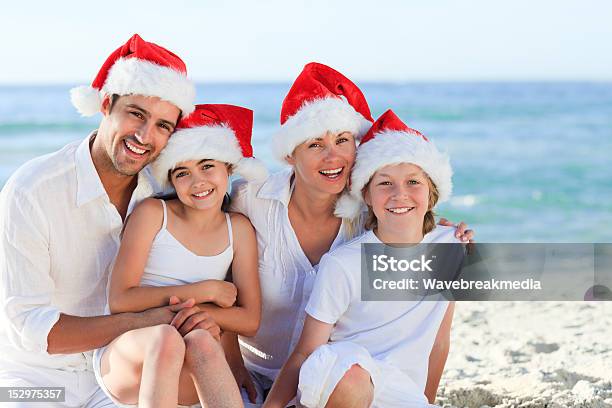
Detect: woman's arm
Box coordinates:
(424, 302, 455, 404)
(221, 332, 258, 403)
(108, 198, 233, 313)
(178, 213, 261, 336)
(263, 316, 333, 408)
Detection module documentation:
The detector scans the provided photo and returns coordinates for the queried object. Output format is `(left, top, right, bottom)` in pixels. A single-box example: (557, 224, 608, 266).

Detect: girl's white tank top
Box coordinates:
(139, 199, 233, 287)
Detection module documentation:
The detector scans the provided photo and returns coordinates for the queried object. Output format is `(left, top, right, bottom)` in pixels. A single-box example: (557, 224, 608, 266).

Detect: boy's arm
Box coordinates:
(424, 302, 455, 403)
(263, 316, 333, 408)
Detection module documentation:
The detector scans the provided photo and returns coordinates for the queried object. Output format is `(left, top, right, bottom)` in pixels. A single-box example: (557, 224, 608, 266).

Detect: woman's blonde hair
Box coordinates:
(362, 172, 440, 236)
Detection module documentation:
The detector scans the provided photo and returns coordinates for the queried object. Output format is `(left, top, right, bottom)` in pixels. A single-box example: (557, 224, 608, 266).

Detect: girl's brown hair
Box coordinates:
(362, 172, 440, 236)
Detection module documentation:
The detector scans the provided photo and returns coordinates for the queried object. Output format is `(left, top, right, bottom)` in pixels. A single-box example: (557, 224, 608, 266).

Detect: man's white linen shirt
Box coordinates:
(0, 134, 156, 371)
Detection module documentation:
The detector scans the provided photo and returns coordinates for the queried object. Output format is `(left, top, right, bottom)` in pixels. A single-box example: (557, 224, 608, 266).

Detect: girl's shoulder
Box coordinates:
(227, 211, 256, 241)
(131, 197, 165, 220)
(124, 198, 166, 237)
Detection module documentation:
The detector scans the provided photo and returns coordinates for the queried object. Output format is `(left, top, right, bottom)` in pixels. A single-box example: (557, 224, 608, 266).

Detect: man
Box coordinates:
(0, 34, 233, 407)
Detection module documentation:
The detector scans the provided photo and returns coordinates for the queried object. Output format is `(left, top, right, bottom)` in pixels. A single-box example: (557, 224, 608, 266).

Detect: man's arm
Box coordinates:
(424, 302, 455, 404)
(47, 298, 194, 354)
(0, 187, 194, 355)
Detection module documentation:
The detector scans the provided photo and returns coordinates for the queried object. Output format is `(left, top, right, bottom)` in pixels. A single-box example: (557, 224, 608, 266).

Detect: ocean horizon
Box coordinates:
(1, 82, 611, 243)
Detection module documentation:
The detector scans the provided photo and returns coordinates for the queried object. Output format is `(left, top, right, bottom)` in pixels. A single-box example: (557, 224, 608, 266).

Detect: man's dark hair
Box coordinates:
(108, 94, 121, 113)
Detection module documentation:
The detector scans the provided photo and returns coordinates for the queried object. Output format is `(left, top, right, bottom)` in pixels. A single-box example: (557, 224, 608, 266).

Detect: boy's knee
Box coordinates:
(326, 365, 373, 408)
(183, 328, 223, 362)
(336, 364, 372, 390)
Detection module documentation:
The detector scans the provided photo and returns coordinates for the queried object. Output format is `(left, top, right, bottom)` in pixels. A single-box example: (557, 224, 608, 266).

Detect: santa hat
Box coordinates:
(151, 104, 268, 193)
(335, 109, 453, 219)
(70, 34, 195, 117)
(272, 62, 374, 161)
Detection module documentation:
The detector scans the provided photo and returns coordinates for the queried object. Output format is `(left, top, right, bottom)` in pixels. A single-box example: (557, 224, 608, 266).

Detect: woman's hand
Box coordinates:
(439, 218, 475, 242)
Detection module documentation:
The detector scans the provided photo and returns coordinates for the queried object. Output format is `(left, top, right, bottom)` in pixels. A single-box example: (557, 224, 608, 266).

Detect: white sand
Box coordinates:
(437, 302, 612, 408)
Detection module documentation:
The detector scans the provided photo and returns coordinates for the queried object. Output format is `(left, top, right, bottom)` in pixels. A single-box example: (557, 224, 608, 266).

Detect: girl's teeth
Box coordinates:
(193, 189, 212, 197)
(125, 140, 146, 155)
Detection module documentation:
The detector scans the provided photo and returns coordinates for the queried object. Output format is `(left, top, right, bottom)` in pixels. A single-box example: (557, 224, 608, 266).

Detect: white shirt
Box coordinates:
(230, 169, 353, 380)
(305, 226, 460, 392)
(0, 134, 156, 371)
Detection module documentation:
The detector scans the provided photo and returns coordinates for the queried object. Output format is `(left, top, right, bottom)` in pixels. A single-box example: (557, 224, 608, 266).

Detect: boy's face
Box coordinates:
(97, 94, 181, 176)
(287, 131, 356, 196)
(364, 163, 430, 231)
(170, 159, 230, 211)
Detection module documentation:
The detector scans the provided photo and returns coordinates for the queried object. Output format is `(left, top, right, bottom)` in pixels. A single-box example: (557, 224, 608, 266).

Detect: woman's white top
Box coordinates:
(230, 169, 355, 379)
(139, 199, 233, 287)
(305, 226, 459, 392)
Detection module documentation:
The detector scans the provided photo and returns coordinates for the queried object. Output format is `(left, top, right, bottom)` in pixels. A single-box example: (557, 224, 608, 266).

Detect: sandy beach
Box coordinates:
(437, 301, 612, 408)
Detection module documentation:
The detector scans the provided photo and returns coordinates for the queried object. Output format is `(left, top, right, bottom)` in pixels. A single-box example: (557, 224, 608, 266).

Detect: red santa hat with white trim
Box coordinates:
(272, 62, 374, 161)
(151, 104, 268, 193)
(335, 109, 453, 219)
(70, 34, 195, 117)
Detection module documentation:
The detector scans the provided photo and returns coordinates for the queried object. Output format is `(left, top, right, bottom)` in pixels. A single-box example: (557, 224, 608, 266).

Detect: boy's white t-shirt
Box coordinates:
(305, 225, 461, 392)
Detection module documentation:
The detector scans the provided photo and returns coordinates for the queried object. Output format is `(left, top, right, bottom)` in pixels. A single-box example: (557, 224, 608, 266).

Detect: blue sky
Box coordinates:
(2, 0, 611, 83)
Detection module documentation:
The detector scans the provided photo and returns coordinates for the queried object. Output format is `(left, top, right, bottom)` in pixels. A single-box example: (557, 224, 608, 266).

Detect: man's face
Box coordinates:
(97, 94, 181, 176)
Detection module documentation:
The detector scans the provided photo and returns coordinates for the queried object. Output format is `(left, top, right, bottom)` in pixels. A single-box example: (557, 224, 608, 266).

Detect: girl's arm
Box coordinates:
(187, 213, 261, 336)
(108, 198, 233, 314)
(263, 316, 333, 408)
(424, 302, 455, 403)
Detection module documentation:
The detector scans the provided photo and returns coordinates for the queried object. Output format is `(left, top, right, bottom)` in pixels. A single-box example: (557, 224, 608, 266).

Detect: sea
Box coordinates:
(1, 82, 611, 242)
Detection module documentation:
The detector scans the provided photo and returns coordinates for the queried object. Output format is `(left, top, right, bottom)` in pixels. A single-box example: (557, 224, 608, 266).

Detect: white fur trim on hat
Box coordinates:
(334, 130, 453, 220)
(272, 97, 372, 161)
(70, 85, 104, 117)
(70, 57, 195, 117)
(151, 125, 268, 193)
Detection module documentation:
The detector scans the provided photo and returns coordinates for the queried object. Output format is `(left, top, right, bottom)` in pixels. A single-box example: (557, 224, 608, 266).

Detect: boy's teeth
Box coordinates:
(388, 207, 413, 214)
(125, 140, 146, 155)
(193, 189, 213, 197)
(320, 167, 343, 175)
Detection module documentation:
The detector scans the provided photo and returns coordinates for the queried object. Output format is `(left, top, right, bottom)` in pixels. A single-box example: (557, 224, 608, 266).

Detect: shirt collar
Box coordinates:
(75, 132, 157, 208)
(75, 132, 107, 207)
(256, 167, 294, 207)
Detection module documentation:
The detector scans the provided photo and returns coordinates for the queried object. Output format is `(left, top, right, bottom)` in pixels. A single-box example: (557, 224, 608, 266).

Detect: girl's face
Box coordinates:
(287, 131, 356, 195)
(364, 163, 431, 231)
(170, 159, 230, 210)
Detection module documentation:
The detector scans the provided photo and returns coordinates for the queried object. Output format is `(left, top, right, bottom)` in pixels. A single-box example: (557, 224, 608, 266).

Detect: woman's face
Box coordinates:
(288, 131, 356, 196)
(364, 163, 431, 231)
(170, 159, 230, 211)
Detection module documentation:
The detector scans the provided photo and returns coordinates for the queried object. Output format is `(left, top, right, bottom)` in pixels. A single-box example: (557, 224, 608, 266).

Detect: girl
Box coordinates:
(223, 63, 472, 406)
(263, 109, 459, 408)
(92, 104, 267, 408)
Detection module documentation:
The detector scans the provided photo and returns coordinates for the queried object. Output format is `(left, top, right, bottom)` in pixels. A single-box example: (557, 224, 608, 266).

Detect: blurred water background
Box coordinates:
(1, 82, 611, 242)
